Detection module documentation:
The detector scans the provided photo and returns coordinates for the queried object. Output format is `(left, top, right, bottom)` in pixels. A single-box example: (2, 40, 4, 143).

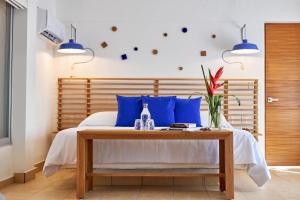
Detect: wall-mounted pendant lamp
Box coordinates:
(57, 24, 95, 77)
(231, 24, 259, 54)
(222, 24, 259, 69)
(57, 39, 86, 54)
(58, 24, 86, 54)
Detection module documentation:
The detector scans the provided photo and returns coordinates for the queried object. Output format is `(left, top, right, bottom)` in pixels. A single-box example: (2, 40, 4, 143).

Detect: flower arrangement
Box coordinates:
(201, 65, 224, 128)
(201, 65, 240, 128)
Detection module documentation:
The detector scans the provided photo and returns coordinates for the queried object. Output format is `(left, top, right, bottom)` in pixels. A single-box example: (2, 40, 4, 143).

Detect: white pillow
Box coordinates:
(78, 111, 117, 127)
(200, 111, 233, 129)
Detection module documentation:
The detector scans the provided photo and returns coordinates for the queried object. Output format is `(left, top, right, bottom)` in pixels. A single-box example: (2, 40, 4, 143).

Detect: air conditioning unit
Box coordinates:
(6, 0, 27, 9)
(37, 7, 65, 45)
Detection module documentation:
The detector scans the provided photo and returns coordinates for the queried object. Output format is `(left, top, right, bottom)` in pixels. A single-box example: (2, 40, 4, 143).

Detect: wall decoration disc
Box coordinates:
(163, 33, 168, 37)
(121, 54, 128, 60)
(200, 51, 207, 56)
(181, 27, 188, 33)
(111, 26, 118, 32)
(100, 41, 108, 48)
(178, 66, 184, 71)
(152, 49, 158, 55)
(133, 47, 139, 51)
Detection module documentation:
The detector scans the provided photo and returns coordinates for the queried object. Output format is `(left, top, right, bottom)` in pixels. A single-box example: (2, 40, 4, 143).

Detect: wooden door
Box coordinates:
(265, 23, 300, 166)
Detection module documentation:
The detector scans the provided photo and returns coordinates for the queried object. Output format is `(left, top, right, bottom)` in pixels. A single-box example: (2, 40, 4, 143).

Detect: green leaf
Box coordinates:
(208, 68, 213, 86)
(201, 65, 210, 96)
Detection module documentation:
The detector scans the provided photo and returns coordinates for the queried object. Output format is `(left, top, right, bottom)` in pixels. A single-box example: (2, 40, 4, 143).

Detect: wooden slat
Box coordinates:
(228, 119, 255, 122)
(224, 113, 257, 116)
(60, 82, 256, 86)
(57, 78, 258, 137)
(89, 168, 223, 177)
(58, 102, 254, 107)
(86, 80, 91, 116)
(59, 77, 257, 81)
(58, 92, 258, 97)
(58, 79, 63, 128)
(59, 87, 254, 92)
(223, 80, 229, 120)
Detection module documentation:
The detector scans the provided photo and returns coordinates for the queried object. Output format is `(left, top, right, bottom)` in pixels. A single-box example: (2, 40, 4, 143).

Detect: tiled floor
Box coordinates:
(0, 168, 299, 200)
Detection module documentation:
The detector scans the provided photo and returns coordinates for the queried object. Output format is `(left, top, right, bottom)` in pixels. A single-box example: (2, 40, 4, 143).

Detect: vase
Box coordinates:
(208, 105, 221, 129)
(207, 95, 222, 129)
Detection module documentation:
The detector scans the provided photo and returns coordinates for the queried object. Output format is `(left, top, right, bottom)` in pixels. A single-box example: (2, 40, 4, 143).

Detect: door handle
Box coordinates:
(267, 97, 279, 103)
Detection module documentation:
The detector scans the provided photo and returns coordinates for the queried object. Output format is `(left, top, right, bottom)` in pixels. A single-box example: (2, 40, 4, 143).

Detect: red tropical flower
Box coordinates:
(214, 82, 224, 90)
(215, 67, 223, 80)
(209, 67, 224, 93)
(202, 65, 224, 97)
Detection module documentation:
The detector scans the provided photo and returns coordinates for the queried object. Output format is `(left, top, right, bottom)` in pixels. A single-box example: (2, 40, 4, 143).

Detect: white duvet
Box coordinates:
(43, 112, 271, 187)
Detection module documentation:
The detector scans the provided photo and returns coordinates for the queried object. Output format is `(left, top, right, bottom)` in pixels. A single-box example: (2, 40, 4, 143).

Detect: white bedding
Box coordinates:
(43, 125, 271, 186)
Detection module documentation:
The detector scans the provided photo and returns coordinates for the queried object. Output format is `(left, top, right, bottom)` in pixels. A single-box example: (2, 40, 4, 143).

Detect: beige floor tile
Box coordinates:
(139, 186, 173, 200)
(242, 188, 288, 200)
(174, 185, 205, 192)
(94, 176, 112, 186)
(174, 190, 209, 200)
(63, 190, 77, 200)
(1, 169, 300, 200)
(87, 190, 139, 200)
(233, 192, 248, 200)
(30, 188, 70, 200)
(111, 177, 141, 186)
(206, 192, 225, 200)
(174, 177, 204, 186)
(204, 176, 219, 186)
(142, 177, 173, 186)
(141, 185, 173, 191)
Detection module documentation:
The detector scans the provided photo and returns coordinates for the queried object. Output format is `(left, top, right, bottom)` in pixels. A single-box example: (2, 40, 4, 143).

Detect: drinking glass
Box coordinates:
(134, 119, 141, 130)
(147, 119, 155, 130)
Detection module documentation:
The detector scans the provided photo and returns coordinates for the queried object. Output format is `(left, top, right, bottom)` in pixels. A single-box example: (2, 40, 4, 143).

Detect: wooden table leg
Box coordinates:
(225, 135, 234, 200)
(77, 134, 86, 199)
(87, 139, 93, 191)
(219, 139, 225, 192)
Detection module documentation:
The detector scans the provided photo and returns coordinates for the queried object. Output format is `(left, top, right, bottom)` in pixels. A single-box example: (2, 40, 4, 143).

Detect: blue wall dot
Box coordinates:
(182, 27, 188, 33)
(121, 54, 128, 60)
(133, 47, 139, 51)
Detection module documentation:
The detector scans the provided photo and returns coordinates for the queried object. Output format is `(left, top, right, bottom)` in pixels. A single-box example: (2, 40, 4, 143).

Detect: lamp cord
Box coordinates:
(70, 48, 95, 76)
(221, 50, 244, 70)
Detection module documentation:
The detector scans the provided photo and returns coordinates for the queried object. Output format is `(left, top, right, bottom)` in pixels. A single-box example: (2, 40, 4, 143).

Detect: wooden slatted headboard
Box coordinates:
(57, 78, 258, 138)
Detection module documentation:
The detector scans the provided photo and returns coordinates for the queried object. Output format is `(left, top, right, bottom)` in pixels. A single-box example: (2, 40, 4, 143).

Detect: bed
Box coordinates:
(43, 78, 271, 187)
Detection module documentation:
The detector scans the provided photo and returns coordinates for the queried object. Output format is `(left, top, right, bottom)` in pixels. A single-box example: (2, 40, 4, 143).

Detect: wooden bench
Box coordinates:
(77, 129, 234, 200)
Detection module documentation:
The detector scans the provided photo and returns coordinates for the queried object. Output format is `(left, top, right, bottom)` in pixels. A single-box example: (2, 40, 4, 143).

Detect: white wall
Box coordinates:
(25, 0, 57, 171)
(11, 6, 28, 173)
(0, 0, 56, 180)
(55, 0, 300, 152)
(0, 146, 13, 180)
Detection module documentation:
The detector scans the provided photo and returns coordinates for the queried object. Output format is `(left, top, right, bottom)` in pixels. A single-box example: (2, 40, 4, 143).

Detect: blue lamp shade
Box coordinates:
(231, 39, 259, 54)
(57, 39, 86, 54)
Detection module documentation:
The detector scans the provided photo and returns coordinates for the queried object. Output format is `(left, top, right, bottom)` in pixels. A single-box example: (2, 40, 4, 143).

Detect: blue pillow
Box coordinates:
(115, 95, 142, 127)
(175, 97, 201, 127)
(141, 96, 176, 127)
